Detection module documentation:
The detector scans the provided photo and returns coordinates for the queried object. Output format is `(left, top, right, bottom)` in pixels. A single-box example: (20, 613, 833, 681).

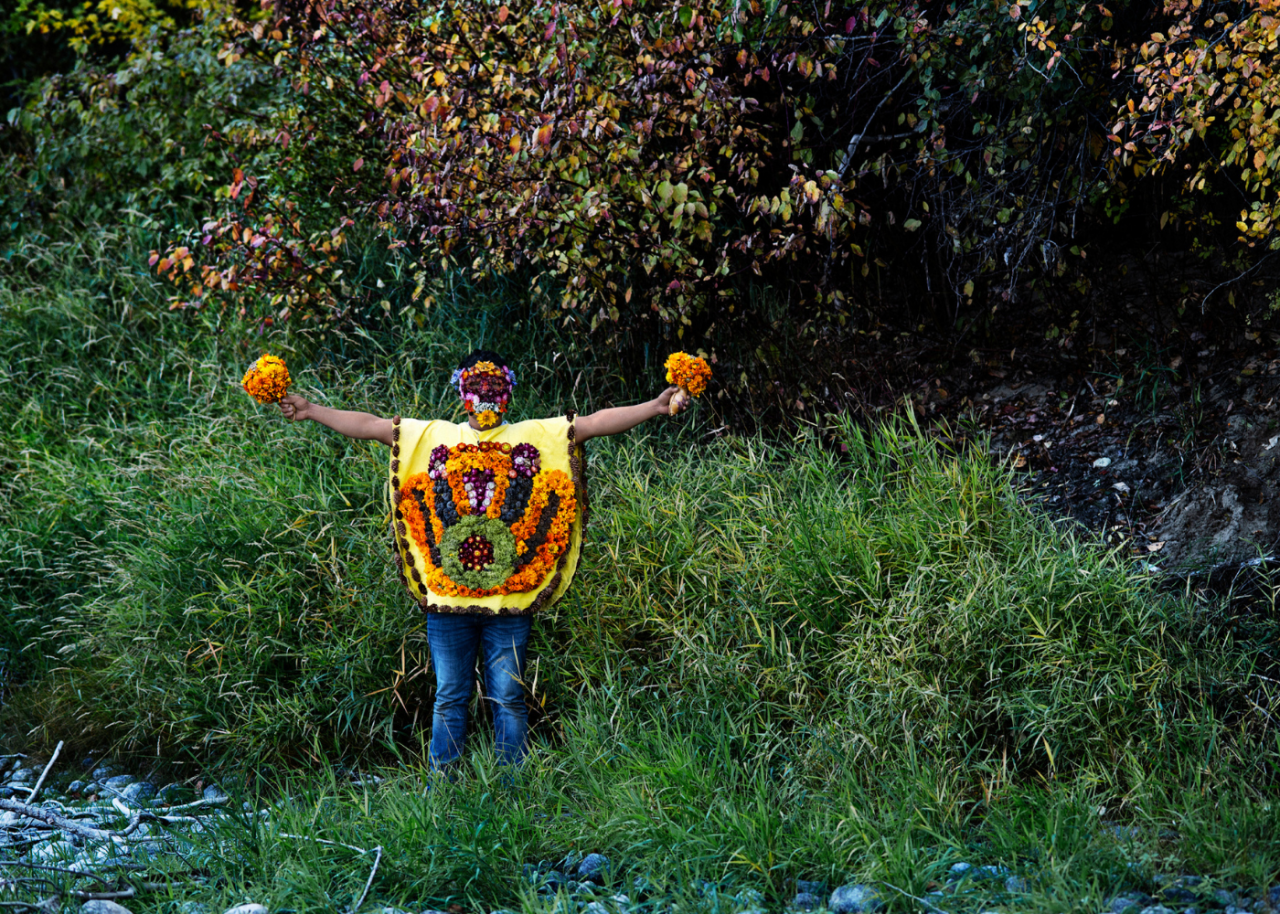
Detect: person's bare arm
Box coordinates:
(279, 394, 394, 446)
(575, 386, 684, 443)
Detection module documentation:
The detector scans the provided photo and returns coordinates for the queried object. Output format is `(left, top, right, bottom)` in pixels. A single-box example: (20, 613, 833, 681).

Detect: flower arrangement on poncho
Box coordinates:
(398, 439, 575, 598)
(242, 354, 292, 404)
(663, 352, 712, 414)
(449, 360, 516, 429)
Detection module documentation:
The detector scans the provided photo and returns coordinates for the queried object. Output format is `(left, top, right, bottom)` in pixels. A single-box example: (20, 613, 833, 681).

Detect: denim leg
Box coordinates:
(426, 614, 481, 768)
(479, 614, 532, 766)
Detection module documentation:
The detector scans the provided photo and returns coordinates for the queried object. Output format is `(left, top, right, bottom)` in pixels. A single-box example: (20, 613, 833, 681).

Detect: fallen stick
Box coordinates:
(880, 881, 953, 914)
(278, 833, 382, 913)
(26, 742, 62, 805)
(0, 797, 138, 841)
(350, 845, 382, 914)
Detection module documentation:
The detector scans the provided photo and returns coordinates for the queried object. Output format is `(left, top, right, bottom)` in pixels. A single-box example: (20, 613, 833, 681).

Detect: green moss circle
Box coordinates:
(439, 514, 517, 590)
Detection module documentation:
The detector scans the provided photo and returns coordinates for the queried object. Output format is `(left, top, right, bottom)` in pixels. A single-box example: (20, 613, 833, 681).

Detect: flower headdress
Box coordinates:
(452, 360, 517, 429)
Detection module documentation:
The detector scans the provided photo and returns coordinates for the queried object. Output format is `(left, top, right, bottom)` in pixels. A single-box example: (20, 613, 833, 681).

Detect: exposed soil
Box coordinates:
(838, 296, 1280, 575)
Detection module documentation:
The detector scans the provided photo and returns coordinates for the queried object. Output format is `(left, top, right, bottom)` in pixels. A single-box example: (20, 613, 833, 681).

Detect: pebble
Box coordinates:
(829, 883, 884, 914)
(797, 881, 827, 897)
(68, 779, 86, 795)
(1108, 891, 1154, 914)
(1005, 875, 1029, 893)
(221, 905, 268, 914)
(204, 784, 229, 802)
(122, 781, 156, 804)
(81, 902, 134, 914)
(582, 903, 610, 914)
(103, 774, 135, 790)
(91, 766, 116, 780)
(791, 892, 821, 911)
(578, 853, 611, 883)
(1137, 906, 1173, 914)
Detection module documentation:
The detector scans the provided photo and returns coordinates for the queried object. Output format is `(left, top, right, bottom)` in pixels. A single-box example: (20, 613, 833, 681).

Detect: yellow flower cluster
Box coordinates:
(664, 352, 712, 397)
(242, 354, 292, 404)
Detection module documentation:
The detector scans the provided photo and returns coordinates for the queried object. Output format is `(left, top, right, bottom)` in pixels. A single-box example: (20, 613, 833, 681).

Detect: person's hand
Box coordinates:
(278, 394, 311, 422)
(655, 385, 688, 415)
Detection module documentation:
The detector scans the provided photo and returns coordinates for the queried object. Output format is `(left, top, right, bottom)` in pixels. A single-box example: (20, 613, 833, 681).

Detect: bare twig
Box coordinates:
(0, 797, 136, 841)
(278, 833, 381, 913)
(880, 881, 952, 914)
(26, 742, 62, 805)
(350, 845, 382, 913)
(71, 888, 135, 902)
(278, 833, 368, 854)
(838, 71, 912, 179)
(0, 861, 113, 889)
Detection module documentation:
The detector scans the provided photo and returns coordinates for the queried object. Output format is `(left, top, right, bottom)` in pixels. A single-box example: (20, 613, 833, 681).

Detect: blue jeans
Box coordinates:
(426, 613, 532, 768)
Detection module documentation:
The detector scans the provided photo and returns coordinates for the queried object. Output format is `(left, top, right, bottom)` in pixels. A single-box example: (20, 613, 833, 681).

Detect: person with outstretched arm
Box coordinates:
(278, 350, 684, 771)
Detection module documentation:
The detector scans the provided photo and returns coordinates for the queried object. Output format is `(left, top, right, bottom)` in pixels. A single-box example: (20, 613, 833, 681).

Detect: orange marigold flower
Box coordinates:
(242, 354, 292, 404)
(664, 352, 712, 397)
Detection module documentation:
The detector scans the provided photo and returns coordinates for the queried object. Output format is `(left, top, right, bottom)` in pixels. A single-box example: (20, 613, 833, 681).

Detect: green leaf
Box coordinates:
(903, 218, 923, 232)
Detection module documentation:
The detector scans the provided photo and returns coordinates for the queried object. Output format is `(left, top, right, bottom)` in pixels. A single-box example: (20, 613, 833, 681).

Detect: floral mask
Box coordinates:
(450, 360, 517, 429)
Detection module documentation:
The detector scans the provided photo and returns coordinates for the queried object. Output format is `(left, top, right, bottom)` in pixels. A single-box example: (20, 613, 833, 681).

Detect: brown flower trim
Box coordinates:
(391, 459, 400, 473)
(415, 412, 586, 616)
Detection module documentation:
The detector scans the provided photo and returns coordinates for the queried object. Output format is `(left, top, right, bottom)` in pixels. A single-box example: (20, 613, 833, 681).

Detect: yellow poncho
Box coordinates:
(388, 414, 587, 615)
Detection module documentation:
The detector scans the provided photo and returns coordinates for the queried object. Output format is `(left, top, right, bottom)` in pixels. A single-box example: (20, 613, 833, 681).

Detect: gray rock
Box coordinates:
(1005, 876, 1029, 893)
(1269, 887, 1280, 909)
(735, 890, 765, 906)
(9, 767, 31, 783)
(583, 903, 610, 914)
(578, 853, 611, 883)
(68, 779, 85, 795)
(156, 783, 189, 803)
(1157, 876, 1200, 905)
(1225, 907, 1250, 914)
(81, 902, 134, 914)
(797, 882, 827, 897)
(792, 893, 821, 911)
(1108, 892, 1154, 914)
(204, 784, 229, 802)
(103, 774, 135, 790)
(221, 906, 268, 914)
(121, 781, 156, 803)
(948, 862, 973, 880)
(1138, 907, 1173, 914)
(91, 766, 115, 780)
(371, 908, 414, 914)
(176, 903, 208, 914)
(829, 884, 884, 914)
(0, 786, 14, 799)
(539, 871, 569, 895)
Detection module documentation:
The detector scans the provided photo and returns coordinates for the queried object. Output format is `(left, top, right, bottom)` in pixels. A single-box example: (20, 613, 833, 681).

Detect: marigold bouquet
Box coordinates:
(242, 354, 292, 404)
(664, 352, 712, 415)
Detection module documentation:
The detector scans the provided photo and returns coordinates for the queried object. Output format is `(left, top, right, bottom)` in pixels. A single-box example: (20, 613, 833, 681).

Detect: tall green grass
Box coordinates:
(2, 224, 1279, 912)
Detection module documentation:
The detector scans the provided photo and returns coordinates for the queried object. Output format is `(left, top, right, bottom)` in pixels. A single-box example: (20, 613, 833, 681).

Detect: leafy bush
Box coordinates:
(1, 5, 289, 250)
(152, 0, 1139, 367)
